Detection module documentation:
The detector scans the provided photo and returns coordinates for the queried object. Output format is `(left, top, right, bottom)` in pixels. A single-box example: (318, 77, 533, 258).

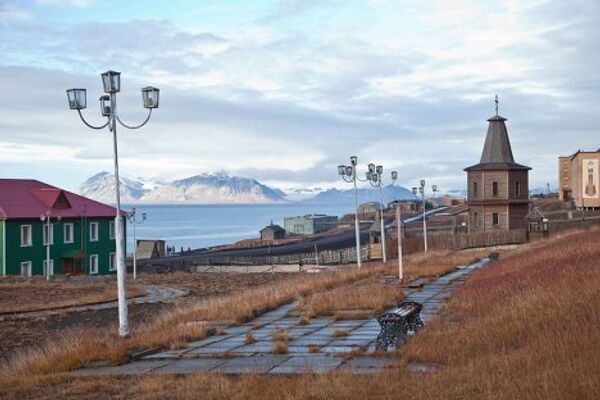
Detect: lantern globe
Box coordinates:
(99, 95, 111, 116)
(142, 86, 160, 109)
(101, 70, 121, 93)
(350, 156, 357, 166)
(345, 166, 353, 176)
(66, 88, 87, 110)
(338, 165, 346, 176)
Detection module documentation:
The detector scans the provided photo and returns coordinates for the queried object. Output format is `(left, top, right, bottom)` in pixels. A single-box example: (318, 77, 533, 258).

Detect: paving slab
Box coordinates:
(72, 360, 171, 376)
(151, 358, 226, 374)
(269, 355, 344, 374)
(213, 355, 290, 374)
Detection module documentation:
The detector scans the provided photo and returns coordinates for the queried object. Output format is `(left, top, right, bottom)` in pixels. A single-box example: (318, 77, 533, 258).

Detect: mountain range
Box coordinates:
(79, 172, 453, 205)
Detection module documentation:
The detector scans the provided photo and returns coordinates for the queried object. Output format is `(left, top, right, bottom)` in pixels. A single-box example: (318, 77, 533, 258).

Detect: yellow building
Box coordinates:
(558, 150, 600, 209)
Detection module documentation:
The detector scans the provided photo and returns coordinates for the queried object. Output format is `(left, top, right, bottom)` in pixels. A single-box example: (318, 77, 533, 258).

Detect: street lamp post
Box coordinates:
(128, 208, 147, 280)
(40, 211, 61, 281)
(412, 179, 430, 252)
(366, 163, 395, 263)
(67, 71, 159, 337)
(338, 156, 365, 268)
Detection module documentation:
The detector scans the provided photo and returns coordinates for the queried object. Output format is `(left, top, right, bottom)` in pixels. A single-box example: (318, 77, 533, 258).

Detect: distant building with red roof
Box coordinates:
(0, 179, 126, 276)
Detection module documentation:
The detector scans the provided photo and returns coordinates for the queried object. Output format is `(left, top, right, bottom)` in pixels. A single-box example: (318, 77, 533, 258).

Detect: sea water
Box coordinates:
(124, 203, 353, 252)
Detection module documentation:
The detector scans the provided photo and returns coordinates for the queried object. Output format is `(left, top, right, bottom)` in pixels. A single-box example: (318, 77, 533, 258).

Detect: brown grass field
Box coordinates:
(3, 231, 598, 399)
(0, 279, 145, 314)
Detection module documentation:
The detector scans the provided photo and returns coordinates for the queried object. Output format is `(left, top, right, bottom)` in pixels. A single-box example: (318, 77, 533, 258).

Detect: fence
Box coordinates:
(387, 229, 528, 257)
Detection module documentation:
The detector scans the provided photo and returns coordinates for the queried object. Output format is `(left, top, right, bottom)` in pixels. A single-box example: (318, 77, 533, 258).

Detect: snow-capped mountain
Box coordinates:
(80, 172, 287, 204)
(302, 185, 416, 205)
(142, 172, 286, 204)
(79, 171, 151, 204)
(283, 187, 324, 202)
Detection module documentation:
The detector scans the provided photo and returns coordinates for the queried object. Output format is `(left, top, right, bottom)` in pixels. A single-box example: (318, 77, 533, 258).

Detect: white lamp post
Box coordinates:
(337, 155, 366, 268)
(366, 163, 394, 263)
(128, 208, 147, 280)
(40, 211, 61, 281)
(67, 71, 159, 337)
(412, 179, 435, 253)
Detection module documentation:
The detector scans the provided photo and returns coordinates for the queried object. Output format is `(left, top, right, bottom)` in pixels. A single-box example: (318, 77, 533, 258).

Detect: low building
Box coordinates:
(387, 200, 421, 214)
(136, 239, 165, 260)
(0, 179, 126, 276)
(284, 214, 338, 235)
(558, 149, 600, 209)
(357, 202, 384, 217)
(259, 223, 286, 240)
(464, 108, 531, 231)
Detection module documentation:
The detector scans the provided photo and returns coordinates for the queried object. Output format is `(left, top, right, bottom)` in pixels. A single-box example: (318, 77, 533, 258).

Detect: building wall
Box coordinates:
(284, 216, 338, 235)
(572, 153, 600, 209)
(0, 221, 5, 275)
(509, 203, 529, 230)
(468, 171, 509, 201)
(4, 217, 122, 276)
(558, 156, 572, 201)
(508, 170, 529, 200)
(312, 216, 338, 233)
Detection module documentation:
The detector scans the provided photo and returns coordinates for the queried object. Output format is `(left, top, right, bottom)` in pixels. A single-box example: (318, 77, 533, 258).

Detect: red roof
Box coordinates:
(0, 179, 125, 220)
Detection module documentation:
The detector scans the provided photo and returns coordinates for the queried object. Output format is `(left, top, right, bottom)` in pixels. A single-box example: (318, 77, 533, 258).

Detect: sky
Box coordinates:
(0, 0, 599, 194)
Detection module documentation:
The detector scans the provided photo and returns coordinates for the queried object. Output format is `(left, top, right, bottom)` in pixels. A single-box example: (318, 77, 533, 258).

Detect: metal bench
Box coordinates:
(375, 301, 424, 350)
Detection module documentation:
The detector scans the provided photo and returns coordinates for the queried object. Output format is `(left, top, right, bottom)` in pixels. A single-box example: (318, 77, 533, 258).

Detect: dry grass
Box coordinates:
(244, 333, 256, 345)
(332, 329, 348, 338)
(0, 280, 144, 314)
(271, 328, 290, 343)
(271, 341, 288, 354)
(308, 345, 321, 353)
(2, 265, 380, 378)
(297, 278, 403, 317)
(2, 230, 598, 399)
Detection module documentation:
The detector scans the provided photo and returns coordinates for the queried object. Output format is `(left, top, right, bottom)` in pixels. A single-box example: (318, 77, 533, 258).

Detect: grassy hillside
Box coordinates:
(2, 229, 599, 399)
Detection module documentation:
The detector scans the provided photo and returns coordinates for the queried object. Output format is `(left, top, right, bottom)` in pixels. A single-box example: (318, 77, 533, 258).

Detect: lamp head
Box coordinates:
(350, 155, 357, 166)
(142, 86, 160, 109)
(338, 165, 346, 176)
(412, 187, 417, 195)
(101, 70, 121, 93)
(368, 163, 375, 173)
(391, 171, 398, 181)
(376, 165, 383, 174)
(66, 88, 87, 110)
(420, 179, 426, 188)
(345, 166, 353, 176)
(99, 95, 111, 116)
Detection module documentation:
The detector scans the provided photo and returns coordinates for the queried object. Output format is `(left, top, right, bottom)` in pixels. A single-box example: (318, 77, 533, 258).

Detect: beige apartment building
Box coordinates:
(558, 150, 600, 209)
(464, 112, 531, 231)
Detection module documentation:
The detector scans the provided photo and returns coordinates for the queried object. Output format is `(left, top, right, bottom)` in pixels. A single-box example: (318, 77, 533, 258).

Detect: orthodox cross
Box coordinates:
(495, 94, 499, 116)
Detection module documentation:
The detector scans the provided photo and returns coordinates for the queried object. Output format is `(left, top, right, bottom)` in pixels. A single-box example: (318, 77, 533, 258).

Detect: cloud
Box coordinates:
(0, 0, 599, 193)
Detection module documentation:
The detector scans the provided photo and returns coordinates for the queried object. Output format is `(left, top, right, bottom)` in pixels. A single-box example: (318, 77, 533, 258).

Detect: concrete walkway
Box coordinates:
(0, 286, 187, 320)
(73, 258, 490, 376)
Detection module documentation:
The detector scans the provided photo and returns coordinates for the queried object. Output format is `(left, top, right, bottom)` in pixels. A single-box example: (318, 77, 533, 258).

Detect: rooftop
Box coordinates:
(0, 179, 124, 220)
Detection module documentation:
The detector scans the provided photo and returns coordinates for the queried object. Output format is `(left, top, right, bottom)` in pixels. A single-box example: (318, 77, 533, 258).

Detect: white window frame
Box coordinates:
(43, 223, 54, 245)
(20, 261, 32, 277)
(43, 259, 54, 277)
(109, 221, 115, 240)
(89, 222, 99, 242)
(109, 252, 116, 271)
(20, 225, 32, 247)
(89, 254, 98, 274)
(64, 223, 74, 244)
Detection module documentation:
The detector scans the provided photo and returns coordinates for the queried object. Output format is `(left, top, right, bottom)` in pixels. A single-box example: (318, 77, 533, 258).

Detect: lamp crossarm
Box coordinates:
(116, 108, 153, 130)
(77, 109, 110, 130)
(341, 176, 354, 183)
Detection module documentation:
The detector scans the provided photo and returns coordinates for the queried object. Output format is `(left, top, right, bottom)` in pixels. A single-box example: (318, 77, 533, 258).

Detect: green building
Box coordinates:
(0, 179, 126, 276)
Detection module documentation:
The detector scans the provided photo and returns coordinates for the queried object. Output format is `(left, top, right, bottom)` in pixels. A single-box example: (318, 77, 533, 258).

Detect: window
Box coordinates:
(20, 225, 32, 247)
(64, 223, 74, 244)
(109, 221, 115, 240)
(89, 254, 98, 274)
(473, 212, 478, 225)
(43, 223, 54, 245)
(515, 182, 521, 197)
(20, 261, 32, 277)
(89, 222, 99, 242)
(43, 259, 54, 276)
(473, 182, 478, 197)
(109, 252, 116, 271)
(492, 213, 499, 226)
(492, 182, 499, 196)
